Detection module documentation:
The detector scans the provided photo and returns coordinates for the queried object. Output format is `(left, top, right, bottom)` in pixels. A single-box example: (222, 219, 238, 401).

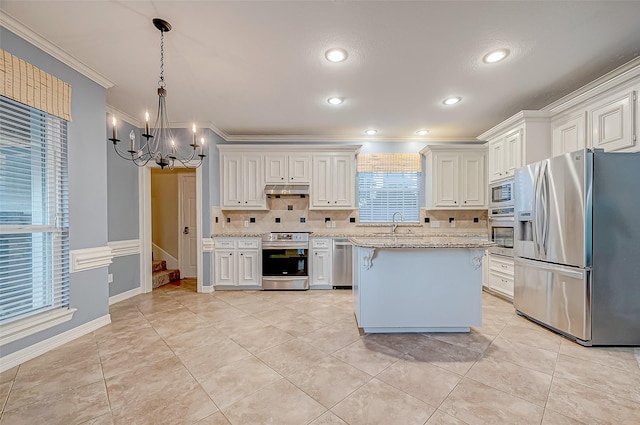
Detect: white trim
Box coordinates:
(196, 166, 204, 293)
(70, 246, 113, 273)
(0, 314, 111, 372)
(108, 239, 140, 258)
(217, 144, 363, 153)
(106, 105, 141, 128)
(140, 167, 153, 293)
(476, 110, 551, 142)
(202, 238, 214, 252)
(179, 173, 198, 279)
(109, 287, 142, 305)
(200, 285, 214, 294)
(0, 13, 114, 89)
(0, 307, 77, 347)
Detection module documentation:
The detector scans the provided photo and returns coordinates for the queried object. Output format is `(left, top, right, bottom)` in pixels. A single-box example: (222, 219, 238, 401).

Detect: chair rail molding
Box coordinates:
(70, 246, 113, 273)
(108, 239, 140, 257)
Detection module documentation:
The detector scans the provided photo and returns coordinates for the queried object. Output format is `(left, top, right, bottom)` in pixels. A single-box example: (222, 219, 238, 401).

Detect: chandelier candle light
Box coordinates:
(109, 18, 206, 169)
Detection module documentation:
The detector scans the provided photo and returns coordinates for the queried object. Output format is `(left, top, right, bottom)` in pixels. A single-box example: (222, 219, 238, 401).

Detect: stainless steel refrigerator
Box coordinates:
(514, 148, 640, 346)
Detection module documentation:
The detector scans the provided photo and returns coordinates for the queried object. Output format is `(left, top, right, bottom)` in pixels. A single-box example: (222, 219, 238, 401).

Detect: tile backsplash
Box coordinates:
(212, 198, 488, 235)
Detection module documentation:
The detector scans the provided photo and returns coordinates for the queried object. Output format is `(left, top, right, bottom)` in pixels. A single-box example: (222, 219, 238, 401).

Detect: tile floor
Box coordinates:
(2, 279, 640, 425)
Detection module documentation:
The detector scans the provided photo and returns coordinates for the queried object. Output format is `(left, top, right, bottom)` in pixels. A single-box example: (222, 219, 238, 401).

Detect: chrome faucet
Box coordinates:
(391, 211, 405, 233)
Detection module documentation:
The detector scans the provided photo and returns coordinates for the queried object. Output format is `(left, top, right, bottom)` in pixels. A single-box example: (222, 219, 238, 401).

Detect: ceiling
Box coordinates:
(2, 1, 640, 142)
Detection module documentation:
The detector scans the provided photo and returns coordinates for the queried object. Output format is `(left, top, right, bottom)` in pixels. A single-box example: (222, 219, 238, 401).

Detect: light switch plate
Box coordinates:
(430, 220, 440, 228)
(107, 274, 113, 283)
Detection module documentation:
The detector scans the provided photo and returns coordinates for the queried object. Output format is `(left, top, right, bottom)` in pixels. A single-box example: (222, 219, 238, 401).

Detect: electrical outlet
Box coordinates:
(243, 220, 249, 227)
(331, 221, 336, 228)
(450, 220, 456, 228)
(430, 220, 440, 228)
(107, 274, 113, 283)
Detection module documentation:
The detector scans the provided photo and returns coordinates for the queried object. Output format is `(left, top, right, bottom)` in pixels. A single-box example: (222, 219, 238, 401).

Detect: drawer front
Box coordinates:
(237, 239, 259, 249)
(311, 238, 331, 249)
(489, 256, 514, 276)
(214, 239, 236, 249)
(489, 271, 514, 297)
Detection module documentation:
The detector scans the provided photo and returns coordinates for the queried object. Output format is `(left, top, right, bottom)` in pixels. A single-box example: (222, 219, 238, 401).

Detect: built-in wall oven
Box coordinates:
(488, 179, 515, 257)
(262, 232, 309, 290)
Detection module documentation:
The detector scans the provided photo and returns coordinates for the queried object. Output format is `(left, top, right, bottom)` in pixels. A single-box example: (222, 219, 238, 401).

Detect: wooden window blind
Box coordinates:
(357, 153, 422, 173)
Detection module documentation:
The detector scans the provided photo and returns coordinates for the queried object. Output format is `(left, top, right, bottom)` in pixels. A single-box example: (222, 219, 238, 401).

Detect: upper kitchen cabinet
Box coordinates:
(310, 146, 360, 210)
(478, 110, 551, 183)
(421, 145, 487, 209)
(219, 148, 266, 210)
(552, 112, 587, 157)
(265, 153, 311, 183)
(589, 91, 636, 152)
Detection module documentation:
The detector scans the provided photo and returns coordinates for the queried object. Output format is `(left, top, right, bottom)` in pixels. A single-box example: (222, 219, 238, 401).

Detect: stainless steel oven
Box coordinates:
(489, 216, 514, 257)
(489, 179, 515, 216)
(262, 232, 309, 290)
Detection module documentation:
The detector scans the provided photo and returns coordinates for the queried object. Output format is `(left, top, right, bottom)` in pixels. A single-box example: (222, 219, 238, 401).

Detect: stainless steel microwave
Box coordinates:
(489, 179, 514, 216)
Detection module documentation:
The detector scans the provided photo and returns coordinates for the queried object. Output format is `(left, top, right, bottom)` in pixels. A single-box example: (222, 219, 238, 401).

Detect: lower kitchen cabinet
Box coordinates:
(486, 253, 514, 300)
(213, 238, 261, 288)
(310, 238, 332, 289)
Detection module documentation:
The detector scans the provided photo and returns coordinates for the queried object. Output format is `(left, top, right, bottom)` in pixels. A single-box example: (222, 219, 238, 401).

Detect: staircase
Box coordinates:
(152, 260, 181, 289)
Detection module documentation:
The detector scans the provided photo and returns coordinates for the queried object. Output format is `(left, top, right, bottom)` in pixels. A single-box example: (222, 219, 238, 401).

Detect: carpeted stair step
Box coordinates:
(152, 268, 181, 289)
(152, 260, 166, 273)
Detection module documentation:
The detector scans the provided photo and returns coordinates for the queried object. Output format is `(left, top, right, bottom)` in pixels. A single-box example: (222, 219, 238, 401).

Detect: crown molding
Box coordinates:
(477, 110, 551, 142)
(220, 133, 481, 143)
(1, 13, 114, 89)
(106, 105, 141, 128)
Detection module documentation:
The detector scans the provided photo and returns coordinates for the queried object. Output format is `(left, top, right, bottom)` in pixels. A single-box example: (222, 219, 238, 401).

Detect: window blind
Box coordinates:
(357, 154, 421, 223)
(0, 95, 69, 325)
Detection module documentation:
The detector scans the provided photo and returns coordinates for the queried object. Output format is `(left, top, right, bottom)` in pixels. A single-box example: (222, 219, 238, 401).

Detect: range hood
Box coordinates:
(264, 184, 309, 197)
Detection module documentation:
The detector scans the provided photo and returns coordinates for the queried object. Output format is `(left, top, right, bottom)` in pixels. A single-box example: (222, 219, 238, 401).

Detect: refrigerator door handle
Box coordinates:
(514, 257, 585, 279)
(541, 161, 550, 256)
(533, 163, 543, 257)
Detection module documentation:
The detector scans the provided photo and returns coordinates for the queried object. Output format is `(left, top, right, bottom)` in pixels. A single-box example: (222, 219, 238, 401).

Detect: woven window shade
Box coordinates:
(357, 153, 422, 173)
(0, 49, 72, 121)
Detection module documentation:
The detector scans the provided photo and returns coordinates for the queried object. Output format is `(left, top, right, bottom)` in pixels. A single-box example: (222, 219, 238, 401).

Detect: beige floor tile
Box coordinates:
(177, 336, 252, 378)
(1, 381, 110, 425)
(135, 297, 184, 315)
(498, 321, 563, 353)
(554, 353, 640, 403)
(331, 338, 404, 376)
(284, 299, 331, 314)
(93, 315, 153, 341)
(541, 410, 587, 425)
(162, 324, 228, 355)
(195, 306, 250, 323)
(213, 315, 271, 337)
(466, 356, 552, 406)
(306, 304, 356, 324)
(221, 379, 326, 425)
(255, 339, 327, 373)
(440, 378, 544, 425)
(483, 336, 558, 375)
(195, 411, 232, 425)
(111, 384, 218, 425)
(183, 298, 233, 313)
(363, 332, 433, 355)
(269, 314, 329, 337)
(427, 330, 494, 353)
(278, 355, 371, 408)
(198, 356, 282, 409)
(546, 376, 640, 425)
(405, 336, 483, 376)
(425, 410, 469, 425)
(331, 378, 434, 425)
(229, 325, 295, 354)
(95, 326, 162, 358)
(298, 322, 362, 354)
(105, 357, 197, 411)
(559, 340, 639, 372)
(309, 411, 349, 425)
(213, 291, 264, 306)
(7, 356, 104, 411)
(17, 339, 99, 374)
(99, 337, 176, 379)
(377, 356, 461, 407)
(0, 380, 13, 412)
(233, 299, 280, 315)
(81, 412, 114, 425)
(0, 366, 19, 385)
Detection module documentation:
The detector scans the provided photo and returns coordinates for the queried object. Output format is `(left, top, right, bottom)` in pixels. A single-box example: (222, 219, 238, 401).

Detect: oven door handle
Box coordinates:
(262, 243, 308, 250)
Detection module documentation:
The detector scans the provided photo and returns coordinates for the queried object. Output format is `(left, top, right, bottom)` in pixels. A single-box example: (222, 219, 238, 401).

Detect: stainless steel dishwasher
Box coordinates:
(332, 238, 352, 289)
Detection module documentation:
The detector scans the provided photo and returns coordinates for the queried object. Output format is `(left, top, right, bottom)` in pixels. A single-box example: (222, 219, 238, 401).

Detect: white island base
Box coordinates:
(352, 245, 484, 333)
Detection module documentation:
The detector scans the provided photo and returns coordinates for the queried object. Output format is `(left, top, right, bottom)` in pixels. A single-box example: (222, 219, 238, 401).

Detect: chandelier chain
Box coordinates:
(159, 30, 165, 87)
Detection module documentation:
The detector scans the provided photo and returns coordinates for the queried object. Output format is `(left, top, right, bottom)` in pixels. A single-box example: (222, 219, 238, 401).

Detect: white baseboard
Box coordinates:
(109, 287, 142, 305)
(0, 314, 111, 372)
(200, 285, 214, 294)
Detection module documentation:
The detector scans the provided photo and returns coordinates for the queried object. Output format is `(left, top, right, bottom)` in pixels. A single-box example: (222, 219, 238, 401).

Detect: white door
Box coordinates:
(179, 173, 197, 278)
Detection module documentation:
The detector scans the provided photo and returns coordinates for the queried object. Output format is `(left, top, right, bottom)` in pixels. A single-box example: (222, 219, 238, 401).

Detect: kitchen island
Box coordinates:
(349, 235, 493, 333)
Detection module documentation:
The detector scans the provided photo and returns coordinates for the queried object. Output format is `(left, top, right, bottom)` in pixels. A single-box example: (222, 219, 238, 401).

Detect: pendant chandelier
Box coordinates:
(109, 18, 205, 169)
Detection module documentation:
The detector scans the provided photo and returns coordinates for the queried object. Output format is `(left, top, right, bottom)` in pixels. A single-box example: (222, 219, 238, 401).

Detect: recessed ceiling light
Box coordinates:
(327, 97, 344, 105)
(443, 97, 461, 105)
(416, 130, 430, 136)
(483, 49, 510, 64)
(325, 48, 348, 63)
(364, 129, 377, 136)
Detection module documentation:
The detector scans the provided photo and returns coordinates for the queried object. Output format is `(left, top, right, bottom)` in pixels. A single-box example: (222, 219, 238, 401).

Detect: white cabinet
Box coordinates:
(486, 254, 514, 300)
(311, 154, 355, 209)
(213, 238, 261, 287)
(487, 128, 522, 181)
(480, 111, 551, 184)
(310, 238, 332, 288)
(422, 145, 486, 209)
(265, 154, 311, 183)
(552, 113, 587, 157)
(220, 153, 265, 210)
(589, 90, 636, 152)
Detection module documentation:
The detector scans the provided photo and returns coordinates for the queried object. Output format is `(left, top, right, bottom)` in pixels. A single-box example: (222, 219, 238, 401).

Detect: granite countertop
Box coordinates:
(211, 233, 264, 238)
(349, 235, 494, 249)
(312, 231, 488, 238)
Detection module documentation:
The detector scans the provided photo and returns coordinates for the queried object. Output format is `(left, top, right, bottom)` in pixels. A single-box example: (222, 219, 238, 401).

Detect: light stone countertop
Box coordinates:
(211, 233, 264, 238)
(349, 235, 494, 249)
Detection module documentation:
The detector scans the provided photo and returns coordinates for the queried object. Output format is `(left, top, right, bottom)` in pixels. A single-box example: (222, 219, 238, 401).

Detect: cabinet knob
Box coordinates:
(240, 253, 243, 256)
(464, 201, 467, 204)
(454, 201, 457, 204)
(245, 201, 248, 203)
(290, 177, 293, 180)
(238, 201, 241, 204)
(281, 177, 284, 180)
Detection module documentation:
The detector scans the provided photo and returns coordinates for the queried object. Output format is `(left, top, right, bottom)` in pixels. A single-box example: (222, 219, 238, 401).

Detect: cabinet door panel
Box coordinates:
(461, 154, 485, 207)
(488, 139, 504, 182)
(332, 155, 353, 206)
(214, 251, 236, 285)
(288, 155, 311, 182)
(590, 91, 635, 152)
(311, 249, 331, 285)
(552, 113, 586, 156)
(222, 155, 243, 207)
(311, 156, 332, 207)
(243, 155, 265, 207)
(265, 155, 287, 183)
(238, 250, 260, 286)
(504, 130, 522, 177)
(434, 154, 459, 207)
